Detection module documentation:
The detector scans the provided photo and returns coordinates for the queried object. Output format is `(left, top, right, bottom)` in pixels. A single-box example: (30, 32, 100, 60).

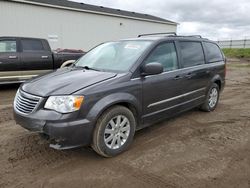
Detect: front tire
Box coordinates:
(200, 83, 220, 112)
(92, 106, 136, 157)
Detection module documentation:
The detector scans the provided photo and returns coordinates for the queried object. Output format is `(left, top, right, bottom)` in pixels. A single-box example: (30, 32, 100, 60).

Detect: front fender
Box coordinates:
(86, 92, 141, 123)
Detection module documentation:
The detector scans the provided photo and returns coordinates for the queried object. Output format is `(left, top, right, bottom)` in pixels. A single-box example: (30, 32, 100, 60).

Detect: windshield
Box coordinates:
(75, 41, 152, 72)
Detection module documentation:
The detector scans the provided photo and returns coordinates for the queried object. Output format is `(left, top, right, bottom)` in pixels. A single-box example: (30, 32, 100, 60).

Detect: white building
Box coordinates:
(0, 0, 177, 51)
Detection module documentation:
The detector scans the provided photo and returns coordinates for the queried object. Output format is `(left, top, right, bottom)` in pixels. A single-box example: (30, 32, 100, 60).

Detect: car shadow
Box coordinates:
(0, 83, 20, 91)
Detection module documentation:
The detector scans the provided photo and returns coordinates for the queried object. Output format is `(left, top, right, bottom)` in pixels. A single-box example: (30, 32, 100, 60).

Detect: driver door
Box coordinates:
(141, 42, 185, 126)
(0, 39, 21, 83)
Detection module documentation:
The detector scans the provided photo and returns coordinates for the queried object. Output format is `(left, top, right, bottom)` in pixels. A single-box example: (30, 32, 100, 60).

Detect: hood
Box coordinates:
(21, 68, 117, 97)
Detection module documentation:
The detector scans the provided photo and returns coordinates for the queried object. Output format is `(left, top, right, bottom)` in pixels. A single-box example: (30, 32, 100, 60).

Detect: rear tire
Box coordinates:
(200, 83, 220, 112)
(92, 106, 136, 157)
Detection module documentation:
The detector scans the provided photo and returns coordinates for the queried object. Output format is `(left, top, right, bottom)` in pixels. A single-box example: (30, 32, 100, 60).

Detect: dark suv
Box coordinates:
(14, 33, 226, 157)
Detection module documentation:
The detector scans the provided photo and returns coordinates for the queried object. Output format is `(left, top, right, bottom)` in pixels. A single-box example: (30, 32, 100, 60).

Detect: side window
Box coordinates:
(0, 40, 17, 52)
(21, 39, 44, 52)
(204, 42, 223, 63)
(180, 41, 205, 68)
(145, 42, 178, 72)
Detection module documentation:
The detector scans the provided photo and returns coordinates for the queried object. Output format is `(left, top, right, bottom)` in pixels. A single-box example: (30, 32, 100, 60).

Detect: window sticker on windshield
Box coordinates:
(124, 44, 141, 50)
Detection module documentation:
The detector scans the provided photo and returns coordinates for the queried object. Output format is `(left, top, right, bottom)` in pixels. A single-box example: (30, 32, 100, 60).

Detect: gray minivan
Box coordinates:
(14, 33, 226, 157)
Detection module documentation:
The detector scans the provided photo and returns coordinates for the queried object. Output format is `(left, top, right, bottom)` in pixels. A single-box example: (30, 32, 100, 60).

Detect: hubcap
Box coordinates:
(104, 115, 130, 150)
(208, 88, 218, 108)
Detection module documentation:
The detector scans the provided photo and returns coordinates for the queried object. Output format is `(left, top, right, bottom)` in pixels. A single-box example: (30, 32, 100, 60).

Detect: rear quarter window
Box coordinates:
(204, 42, 223, 63)
(179, 41, 205, 68)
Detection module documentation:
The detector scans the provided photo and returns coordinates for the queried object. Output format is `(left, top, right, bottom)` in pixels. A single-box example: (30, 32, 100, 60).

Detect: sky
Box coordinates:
(71, 0, 250, 41)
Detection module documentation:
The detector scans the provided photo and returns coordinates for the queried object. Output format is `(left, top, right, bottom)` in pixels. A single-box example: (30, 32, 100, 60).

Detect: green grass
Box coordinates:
(228, 63, 250, 68)
(222, 48, 250, 58)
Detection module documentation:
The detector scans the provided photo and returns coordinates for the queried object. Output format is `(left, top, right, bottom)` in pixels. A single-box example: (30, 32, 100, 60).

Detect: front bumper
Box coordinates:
(14, 110, 94, 149)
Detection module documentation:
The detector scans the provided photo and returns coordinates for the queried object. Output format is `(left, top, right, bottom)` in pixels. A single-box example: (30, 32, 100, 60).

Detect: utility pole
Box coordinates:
(243, 36, 246, 49)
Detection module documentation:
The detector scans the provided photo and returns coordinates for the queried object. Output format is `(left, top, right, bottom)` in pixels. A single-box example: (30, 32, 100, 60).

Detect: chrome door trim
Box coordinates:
(0, 70, 52, 83)
(0, 70, 51, 76)
(144, 95, 205, 118)
(8, 56, 17, 59)
(0, 75, 38, 79)
(147, 87, 206, 108)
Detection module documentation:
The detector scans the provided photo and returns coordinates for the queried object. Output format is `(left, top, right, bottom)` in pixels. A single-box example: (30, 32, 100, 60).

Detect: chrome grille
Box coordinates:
(14, 90, 41, 114)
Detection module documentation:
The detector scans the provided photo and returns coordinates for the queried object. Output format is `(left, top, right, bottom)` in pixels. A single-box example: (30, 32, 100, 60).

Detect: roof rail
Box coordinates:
(137, 33, 206, 39)
(138, 32, 177, 37)
(175, 35, 202, 38)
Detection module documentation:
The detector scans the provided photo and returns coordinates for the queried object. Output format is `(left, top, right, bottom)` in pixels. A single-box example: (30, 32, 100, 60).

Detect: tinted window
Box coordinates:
(0, 40, 17, 52)
(145, 42, 178, 71)
(180, 41, 205, 68)
(204, 42, 223, 63)
(21, 39, 44, 52)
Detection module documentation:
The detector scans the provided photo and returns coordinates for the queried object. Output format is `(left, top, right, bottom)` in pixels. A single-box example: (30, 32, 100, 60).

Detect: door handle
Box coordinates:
(184, 73, 194, 79)
(41, 56, 48, 59)
(174, 75, 183, 80)
(8, 56, 17, 59)
(205, 70, 211, 74)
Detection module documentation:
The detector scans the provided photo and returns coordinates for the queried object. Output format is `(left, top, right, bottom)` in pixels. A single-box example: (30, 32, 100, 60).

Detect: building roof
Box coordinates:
(10, 0, 177, 25)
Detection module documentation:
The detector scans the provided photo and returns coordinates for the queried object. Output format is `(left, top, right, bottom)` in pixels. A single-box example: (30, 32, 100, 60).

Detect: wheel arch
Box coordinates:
(86, 93, 142, 128)
(60, 60, 76, 68)
(210, 74, 223, 91)
(214, 80, 221, 90)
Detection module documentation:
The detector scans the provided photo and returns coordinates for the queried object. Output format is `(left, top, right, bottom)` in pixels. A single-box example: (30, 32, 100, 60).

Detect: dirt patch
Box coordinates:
(0, 60, 250, 188)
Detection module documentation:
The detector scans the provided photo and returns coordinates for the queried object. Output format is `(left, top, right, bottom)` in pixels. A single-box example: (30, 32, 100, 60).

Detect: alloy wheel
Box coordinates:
(208, 88, 218, 108)
(104, 115, 130, 150)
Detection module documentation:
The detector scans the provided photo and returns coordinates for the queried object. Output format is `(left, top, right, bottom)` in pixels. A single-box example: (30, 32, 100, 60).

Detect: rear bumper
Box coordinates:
(221, 80, 226, 92)
(14, 110, 94, 149)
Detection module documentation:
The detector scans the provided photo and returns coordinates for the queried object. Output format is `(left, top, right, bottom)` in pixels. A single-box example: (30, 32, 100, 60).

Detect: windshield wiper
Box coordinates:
(82, 66, 100, 71)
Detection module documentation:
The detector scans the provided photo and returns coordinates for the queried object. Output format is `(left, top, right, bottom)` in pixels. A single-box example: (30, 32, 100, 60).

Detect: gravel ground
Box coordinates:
(0, 60, 249, 188)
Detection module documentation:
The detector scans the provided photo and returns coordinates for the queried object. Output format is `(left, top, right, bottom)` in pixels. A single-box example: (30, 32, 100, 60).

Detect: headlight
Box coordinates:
(44, 95, 84, 113)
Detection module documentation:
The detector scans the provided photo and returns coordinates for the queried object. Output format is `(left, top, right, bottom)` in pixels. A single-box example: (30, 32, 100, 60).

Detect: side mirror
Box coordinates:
(141, 62, 163, 76)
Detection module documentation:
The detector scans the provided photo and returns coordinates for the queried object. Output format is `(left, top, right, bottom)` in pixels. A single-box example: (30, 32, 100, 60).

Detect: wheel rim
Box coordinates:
(104, 115, 130, 150)
(208, 88, 218, 108)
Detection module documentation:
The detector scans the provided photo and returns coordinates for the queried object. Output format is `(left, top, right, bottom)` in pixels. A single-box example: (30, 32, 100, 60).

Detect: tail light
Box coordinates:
(224, 57, 227, 78)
